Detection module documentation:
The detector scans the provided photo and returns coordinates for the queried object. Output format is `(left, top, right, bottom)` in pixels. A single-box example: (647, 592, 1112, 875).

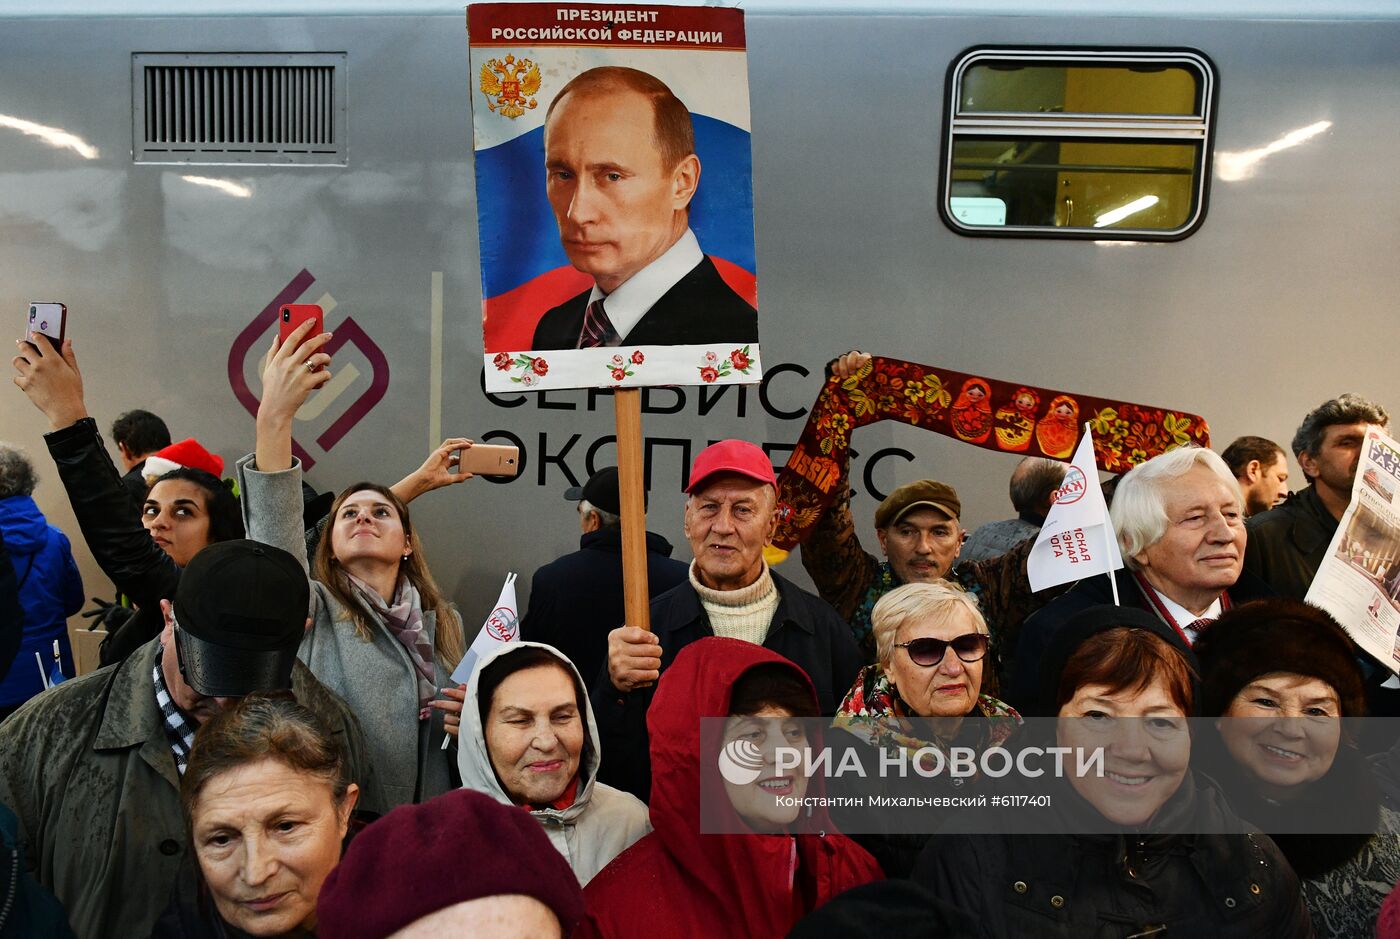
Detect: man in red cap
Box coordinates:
(593, 439, 861, 800)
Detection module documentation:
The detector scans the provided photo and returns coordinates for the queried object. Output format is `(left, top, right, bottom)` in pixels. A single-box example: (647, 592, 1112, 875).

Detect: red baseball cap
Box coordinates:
(685, 439, 777, 493)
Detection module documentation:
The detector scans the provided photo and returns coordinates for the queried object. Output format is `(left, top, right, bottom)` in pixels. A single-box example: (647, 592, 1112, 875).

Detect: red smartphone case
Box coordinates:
(278, 304, 324, 344)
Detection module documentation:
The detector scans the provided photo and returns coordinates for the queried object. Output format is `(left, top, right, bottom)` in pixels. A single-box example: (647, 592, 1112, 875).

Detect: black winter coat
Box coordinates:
(825, 709, 1020, 879)
(519, 527, 688, 689)
(1006, 567, 1274, 714)
(44, 418, 181, 665)
(1241, 485, 1336, 601)
(591, 570, 861, 801)
(912, 773, 1313, 939)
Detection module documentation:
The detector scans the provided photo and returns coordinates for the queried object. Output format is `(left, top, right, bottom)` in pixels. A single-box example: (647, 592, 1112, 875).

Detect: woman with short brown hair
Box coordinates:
(913, 605, 1312, 938)
(157, 694, 360, 938)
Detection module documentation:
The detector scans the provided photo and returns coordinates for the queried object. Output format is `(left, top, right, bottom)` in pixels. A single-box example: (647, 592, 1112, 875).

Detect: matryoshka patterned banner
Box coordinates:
(773, 357, 1211, 550)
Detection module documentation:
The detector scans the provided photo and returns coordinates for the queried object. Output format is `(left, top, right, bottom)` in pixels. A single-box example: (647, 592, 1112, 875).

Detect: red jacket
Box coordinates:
(579, 638, 881, 939)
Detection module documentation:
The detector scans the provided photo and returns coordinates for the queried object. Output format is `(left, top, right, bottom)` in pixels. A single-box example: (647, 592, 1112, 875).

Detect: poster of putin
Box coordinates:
(469, 3, 761, 393)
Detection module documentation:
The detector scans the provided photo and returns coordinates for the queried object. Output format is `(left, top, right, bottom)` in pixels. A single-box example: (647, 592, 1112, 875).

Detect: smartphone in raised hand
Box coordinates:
(26, 302, 66, 347)
(278, 303, 324, 346)
(458, 443, 520, 477)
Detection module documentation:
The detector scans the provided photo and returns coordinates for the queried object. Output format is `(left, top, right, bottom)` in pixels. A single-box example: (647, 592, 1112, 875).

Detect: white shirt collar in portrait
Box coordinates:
(1152, 588, 1223, 644)
(587, 228, 703, 344)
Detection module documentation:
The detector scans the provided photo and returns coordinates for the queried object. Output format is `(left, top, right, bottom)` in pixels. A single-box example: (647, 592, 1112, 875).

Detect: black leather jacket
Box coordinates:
(43, 418, 178, 665)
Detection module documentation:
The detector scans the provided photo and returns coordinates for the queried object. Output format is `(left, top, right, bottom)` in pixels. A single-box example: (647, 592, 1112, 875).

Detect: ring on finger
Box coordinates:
(306, 361, 316, 372)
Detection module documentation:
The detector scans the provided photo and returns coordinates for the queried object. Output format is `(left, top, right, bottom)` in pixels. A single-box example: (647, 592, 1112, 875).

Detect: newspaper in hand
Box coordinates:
(1305, 427, 1400, 674)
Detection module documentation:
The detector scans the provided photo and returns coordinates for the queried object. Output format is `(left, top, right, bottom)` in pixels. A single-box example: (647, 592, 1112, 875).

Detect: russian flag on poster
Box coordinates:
(1027, 429, 1124, 593)
(452, 572, 521, 686)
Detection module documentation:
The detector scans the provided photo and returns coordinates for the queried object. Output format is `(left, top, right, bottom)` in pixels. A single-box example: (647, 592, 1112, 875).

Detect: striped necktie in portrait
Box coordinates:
(578, 298, 620, 348)
(1185, 618, 1213, 644)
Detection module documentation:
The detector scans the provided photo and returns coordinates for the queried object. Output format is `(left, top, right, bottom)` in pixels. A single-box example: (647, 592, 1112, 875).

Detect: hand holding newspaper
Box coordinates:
(1305, 426, 1400, 674)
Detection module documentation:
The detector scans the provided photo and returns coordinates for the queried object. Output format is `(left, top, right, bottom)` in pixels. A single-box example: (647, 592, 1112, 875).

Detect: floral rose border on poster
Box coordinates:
(468, 2, 762, 392)
(773, 357, 1211, 550)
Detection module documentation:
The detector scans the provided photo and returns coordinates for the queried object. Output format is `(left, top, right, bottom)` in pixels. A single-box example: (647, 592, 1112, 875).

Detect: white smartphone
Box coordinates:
(27, 301, 67, 345)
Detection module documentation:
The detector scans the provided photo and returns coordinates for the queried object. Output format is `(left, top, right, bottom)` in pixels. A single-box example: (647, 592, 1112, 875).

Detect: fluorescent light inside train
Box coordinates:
(1216, 120, 1332, 182)
(0, 114, 98, 160)
(1094, 195, 1159, 228)
(181, 175, 252, 198)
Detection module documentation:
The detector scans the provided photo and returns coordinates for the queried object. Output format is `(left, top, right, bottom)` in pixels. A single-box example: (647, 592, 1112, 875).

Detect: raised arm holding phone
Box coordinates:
(239, 320, 475, 810)
(11, 334, 250, 664)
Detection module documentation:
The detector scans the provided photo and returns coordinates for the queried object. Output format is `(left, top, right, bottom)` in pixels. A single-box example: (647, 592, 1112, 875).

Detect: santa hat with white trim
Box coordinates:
(142, 438, 224, 482)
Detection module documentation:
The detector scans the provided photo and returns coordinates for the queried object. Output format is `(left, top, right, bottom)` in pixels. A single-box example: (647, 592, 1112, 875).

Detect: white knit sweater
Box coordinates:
(689, 562, 779, 646)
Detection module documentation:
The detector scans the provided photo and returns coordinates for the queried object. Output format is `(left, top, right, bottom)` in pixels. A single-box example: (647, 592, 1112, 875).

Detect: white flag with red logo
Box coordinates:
(451, 572, 520, 685)
(1027, 429, 1124, 593)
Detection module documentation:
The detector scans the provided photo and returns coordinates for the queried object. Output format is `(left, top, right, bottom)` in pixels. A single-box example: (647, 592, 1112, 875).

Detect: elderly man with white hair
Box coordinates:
(1003, 446, 1274, 714)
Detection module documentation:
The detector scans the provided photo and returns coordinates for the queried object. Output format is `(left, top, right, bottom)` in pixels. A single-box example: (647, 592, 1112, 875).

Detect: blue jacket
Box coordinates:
(0, 801, 75, 938)
(0, 495, 83, 707)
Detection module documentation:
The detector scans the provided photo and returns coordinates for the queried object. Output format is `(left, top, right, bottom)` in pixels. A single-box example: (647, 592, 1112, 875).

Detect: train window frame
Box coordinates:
(940, 47, 1217, 241)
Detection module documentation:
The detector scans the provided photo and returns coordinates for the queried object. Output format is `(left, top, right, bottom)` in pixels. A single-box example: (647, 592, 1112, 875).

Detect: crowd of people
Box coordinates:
(1, 322, 1397, 939)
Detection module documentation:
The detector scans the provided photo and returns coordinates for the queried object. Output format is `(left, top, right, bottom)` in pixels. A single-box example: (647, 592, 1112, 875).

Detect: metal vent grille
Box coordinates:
(133, 53, 347, 165)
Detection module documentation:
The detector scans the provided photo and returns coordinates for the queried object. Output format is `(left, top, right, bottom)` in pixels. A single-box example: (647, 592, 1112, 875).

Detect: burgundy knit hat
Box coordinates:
(316, 789, 584, 938)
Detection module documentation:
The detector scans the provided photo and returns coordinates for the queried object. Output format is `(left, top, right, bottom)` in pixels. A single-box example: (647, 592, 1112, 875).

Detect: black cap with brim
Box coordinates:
(171, 540, 310, 697)
(563, 466, 644, 514)
(176, 630, 301, 697)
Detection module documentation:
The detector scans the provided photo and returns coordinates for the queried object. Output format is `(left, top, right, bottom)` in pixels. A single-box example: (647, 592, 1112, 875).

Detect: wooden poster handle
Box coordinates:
(614, 388, 651, 632)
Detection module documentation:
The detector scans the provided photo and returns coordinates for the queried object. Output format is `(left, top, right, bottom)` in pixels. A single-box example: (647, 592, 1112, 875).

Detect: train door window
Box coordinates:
(943, 49, 1216, 240)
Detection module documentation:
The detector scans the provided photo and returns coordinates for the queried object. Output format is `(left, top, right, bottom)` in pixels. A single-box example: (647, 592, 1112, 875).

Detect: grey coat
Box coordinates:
(237, 455, 458, 810)
(459, 641, 650, 885)
(0, 640, 371, 939)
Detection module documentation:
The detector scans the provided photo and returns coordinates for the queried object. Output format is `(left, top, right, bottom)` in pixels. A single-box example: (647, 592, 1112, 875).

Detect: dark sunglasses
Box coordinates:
(894, 633, 988, 667)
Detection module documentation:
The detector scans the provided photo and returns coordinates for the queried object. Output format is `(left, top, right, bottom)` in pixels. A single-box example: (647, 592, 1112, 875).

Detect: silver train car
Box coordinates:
(1, 0, 1396, 645)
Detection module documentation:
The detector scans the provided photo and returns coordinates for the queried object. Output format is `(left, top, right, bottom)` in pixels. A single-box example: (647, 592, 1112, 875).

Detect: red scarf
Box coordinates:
(1133, 571, 1233, 645)
(531, 775, 580, 812)
(773, 357, 1210, 549)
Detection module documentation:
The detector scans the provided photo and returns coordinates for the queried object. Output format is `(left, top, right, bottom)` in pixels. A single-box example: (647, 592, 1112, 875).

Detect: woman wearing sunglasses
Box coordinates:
(828, 581, 1020, 876)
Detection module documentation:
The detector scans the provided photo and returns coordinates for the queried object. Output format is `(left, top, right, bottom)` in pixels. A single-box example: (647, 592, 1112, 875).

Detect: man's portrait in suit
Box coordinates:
(531, 66, 758, 350)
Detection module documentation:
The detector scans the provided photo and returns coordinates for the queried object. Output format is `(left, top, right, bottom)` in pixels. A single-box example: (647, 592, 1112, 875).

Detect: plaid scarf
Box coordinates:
(833, 662, 1020, 772)
(153, 655, 196, 776)
(348, 574, 437, 717)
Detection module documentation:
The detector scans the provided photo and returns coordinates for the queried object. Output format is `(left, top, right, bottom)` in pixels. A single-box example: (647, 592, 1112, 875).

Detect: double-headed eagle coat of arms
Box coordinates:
(479, 54, 542, 119)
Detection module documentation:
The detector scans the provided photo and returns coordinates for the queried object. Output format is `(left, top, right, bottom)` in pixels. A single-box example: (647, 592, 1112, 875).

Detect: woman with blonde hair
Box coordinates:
(828, 580, 1020, 876)
(237, 322, 468, 809)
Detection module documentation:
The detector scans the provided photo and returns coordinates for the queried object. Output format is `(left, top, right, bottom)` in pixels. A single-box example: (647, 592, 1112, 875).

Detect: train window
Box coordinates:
(943, 49, 1215, 240)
